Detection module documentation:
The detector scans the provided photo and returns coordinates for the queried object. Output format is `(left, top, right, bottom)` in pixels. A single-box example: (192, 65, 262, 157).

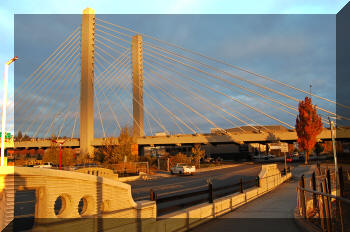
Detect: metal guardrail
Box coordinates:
(151, 168, 290, 216)
(296, 167, 349, 232)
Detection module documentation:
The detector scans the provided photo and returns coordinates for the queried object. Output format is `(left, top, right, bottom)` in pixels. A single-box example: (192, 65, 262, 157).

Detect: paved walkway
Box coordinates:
(190, 165, 316, 232)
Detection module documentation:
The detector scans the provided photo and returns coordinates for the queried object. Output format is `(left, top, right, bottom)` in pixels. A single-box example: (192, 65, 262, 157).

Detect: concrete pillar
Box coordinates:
(132, 35, 144, 137)
(80, 8, 95, 158)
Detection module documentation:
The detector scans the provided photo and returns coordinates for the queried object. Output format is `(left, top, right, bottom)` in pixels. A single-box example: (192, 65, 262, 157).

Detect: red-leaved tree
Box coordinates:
(296, 97, 323, 164)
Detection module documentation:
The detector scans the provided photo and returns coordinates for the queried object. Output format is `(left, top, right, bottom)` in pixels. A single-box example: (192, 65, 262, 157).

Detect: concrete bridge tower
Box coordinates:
(132, 35, 144, 137)
(80, 8, 95, 158)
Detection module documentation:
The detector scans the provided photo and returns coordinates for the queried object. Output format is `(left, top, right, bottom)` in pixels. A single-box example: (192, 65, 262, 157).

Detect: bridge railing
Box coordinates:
(296, 167, 350, 232)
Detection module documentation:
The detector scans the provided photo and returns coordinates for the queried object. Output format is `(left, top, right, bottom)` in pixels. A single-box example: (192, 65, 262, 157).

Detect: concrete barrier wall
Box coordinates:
(151, 171, 291, 232)
(0, 167, 156, 231)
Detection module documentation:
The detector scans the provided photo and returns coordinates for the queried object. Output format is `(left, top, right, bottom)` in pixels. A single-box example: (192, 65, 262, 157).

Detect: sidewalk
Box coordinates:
(190, 165, 316, 232)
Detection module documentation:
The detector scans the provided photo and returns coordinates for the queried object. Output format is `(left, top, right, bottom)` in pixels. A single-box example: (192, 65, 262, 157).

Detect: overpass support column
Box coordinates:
(80, 8, 95, 158)
(132, 35, 144, 137)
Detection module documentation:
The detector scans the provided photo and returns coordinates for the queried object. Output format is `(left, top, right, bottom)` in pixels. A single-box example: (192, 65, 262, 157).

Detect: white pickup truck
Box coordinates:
(170, 163, 196, 175)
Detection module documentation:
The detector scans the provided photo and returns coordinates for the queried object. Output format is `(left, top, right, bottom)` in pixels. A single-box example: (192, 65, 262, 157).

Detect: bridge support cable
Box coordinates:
(143, 51, 298, 113)
(144, 56, 331, 127)
(94, 58, 148, 136)
(94, 54, 133, 118)
(143, 66, 247, 133)
(144, 85, 187, 135)
(143, 55, 294, 129)
(96, 18, 345, 111)
(120, 71, 170, 135)
(144, 73, 237, 134)
(140, 70, 226, 133)
(94, 64, 122, 134)
(144, 43, 343, 120)
(112, 67, 169, 134)
(33, 64, 81, 138)
(95, 68, 130, 136)
(143, 50, 335, 125)
(16, 39, 81, 122)
(71, 112, 79, 139)
(16, 35, 81, 114)
(145, 111, 153, 136)
(95, 94, 106, 138)
(44, 96, 78, 138)
(20, 51, 81, 137)
(144, 61, 258, 132)
(142, 82, 194, 134)
(56, 98, 80, 139)
(95, 22, 133, 39)
(19, 48, 81, 132)
(16, 27, 81, 102)
(94, 49, 131, 98)
(95, 40, 127, 58)
(106, 69, 150, 135)
(95, 27, 132, 44)
(57, 100, 78, 139)
(28, 59, 81, 138)
(96, 33, 129, 50)
(146, 84, 202, 134)
(94, 49, 111, 69)
(144, 41, 348, 111)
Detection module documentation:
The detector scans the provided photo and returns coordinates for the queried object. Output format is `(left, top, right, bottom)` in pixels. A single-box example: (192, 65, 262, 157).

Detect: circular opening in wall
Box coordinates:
(78, 197, 88, 215)
(54, 196, 66, 216)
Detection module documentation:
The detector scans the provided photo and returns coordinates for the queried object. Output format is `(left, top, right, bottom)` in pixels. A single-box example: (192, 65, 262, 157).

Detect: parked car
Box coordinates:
(170, 163, 196, 175)
(286, 155, 293, 163)
(34, 162, 53, 168)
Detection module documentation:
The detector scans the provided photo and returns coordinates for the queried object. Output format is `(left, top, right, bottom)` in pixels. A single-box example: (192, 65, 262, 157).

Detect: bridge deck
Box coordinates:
(10, 128, 350, 149)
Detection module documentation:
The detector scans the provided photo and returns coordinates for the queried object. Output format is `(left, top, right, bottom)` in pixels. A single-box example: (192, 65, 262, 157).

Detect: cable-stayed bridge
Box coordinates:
(12, 8, 350, 157)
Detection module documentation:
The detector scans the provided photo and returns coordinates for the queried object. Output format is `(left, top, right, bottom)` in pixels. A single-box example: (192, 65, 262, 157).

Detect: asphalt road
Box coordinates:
(129, 163, 264, 201)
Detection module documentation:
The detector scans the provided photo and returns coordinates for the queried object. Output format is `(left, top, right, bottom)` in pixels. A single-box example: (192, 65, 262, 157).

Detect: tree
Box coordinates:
(116, 125, 136, 162)
(16, 131, 23, 141)
(296, 97, 323, 164)
(169, 152, 190, 167)
(97, 125, 136, 167)
(191, 144, 205, 168)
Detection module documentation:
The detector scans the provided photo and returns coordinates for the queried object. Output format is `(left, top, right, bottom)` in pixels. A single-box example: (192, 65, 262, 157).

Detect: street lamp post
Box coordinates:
(1, 57, 18, 167)
(328, 117, 339, 194)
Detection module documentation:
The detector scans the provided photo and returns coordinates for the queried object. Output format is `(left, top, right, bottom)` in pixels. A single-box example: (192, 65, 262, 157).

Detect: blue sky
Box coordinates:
(0, 0, 348, 136)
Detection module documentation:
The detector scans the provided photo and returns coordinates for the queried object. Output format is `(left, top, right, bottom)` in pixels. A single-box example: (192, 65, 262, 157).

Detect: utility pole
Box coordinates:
(80, 8, 95, 158)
